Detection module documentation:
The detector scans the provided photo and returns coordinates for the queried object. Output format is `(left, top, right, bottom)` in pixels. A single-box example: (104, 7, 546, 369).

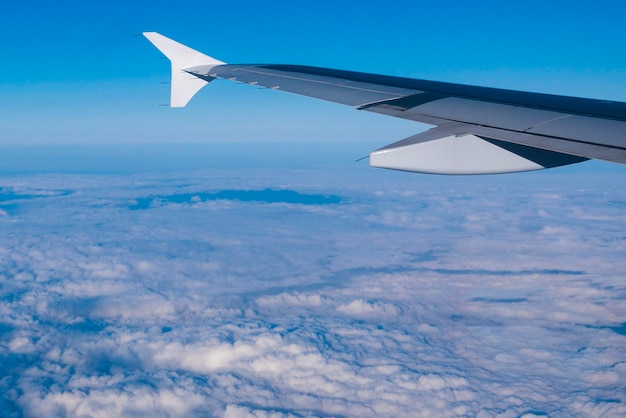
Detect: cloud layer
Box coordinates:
(1, 156, 625, 417)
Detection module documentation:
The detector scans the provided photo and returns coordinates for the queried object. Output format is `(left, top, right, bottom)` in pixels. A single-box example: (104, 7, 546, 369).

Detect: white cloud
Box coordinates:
(336, 299, 402, 317)
(256, 292, 325, 307)
(19, 384, 212, 418)
(1, 161, 625, 417)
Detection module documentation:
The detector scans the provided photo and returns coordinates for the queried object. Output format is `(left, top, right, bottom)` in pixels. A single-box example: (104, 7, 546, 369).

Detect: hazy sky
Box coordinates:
(1, 0, 626, 145)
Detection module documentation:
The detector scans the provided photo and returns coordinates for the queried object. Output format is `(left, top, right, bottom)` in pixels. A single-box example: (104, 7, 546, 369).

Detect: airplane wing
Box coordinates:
(143, 32, 626, 175)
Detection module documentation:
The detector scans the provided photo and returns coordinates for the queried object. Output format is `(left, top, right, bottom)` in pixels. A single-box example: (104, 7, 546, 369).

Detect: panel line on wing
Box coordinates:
(427, 119, 626, 164)
(357, 92, 450, 111)
(218, 67, 419, 97)
(436, 118, 626, 152)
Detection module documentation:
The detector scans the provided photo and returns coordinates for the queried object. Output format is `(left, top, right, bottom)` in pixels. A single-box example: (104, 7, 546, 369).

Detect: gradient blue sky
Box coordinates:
(1, 0, 626, 145)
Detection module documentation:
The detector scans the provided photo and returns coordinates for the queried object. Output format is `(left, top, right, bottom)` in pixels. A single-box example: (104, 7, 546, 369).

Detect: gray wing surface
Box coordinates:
(144, 32, 626, 174)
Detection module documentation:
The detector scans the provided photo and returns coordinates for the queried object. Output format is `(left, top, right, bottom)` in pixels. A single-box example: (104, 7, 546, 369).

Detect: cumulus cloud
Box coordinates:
(0, 153, 625, 417)
(336, 299, 402, 317)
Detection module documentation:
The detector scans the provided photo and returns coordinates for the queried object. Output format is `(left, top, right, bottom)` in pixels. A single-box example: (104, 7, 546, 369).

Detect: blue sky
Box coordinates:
(1, 0, 626, 145)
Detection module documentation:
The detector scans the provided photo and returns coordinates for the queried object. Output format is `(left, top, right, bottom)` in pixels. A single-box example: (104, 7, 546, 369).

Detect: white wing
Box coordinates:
(144, 32, 626, 175)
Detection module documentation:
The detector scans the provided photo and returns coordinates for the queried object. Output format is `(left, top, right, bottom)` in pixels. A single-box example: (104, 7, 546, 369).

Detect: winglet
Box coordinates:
(143, 32, 225, 107)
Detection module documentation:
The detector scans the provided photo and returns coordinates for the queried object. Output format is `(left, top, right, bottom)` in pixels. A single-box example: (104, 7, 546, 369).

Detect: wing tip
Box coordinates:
(143, 32, 226, 107)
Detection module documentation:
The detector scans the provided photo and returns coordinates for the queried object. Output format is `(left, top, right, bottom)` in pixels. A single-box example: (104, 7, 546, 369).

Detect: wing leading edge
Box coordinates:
(143, 32, 626, 174)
